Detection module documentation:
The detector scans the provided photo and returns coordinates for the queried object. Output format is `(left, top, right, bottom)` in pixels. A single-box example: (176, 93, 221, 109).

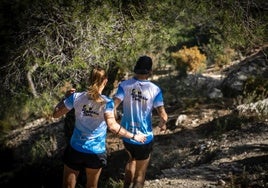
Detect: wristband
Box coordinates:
(116, 126, 122, 135)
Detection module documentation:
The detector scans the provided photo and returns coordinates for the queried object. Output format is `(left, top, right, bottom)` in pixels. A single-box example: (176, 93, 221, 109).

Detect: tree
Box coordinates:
(0, 0, 267, 130)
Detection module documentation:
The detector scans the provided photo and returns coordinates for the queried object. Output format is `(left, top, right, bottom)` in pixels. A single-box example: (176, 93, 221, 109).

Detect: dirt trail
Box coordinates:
(104, 100, 268, 188)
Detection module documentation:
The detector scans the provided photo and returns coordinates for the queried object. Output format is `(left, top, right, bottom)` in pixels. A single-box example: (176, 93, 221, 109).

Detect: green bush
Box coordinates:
(0, 93, 56, 132)
(204, 40, 238, 67)
(243, 76, 268, 103)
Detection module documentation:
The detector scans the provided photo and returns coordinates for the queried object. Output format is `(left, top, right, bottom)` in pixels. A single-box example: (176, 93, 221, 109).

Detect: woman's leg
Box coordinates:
(85, 167, 102, 188)
(124, 150, 136, 188)
(62, 164, 80, 188)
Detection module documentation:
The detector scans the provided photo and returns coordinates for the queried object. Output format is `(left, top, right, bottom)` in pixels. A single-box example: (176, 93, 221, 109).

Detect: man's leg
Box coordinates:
(132, 155, 150, 188)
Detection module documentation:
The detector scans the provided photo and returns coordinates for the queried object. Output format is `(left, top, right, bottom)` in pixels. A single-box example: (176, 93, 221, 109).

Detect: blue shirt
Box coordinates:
(114, 77, 164, 145)
(64, 92, 114, 154)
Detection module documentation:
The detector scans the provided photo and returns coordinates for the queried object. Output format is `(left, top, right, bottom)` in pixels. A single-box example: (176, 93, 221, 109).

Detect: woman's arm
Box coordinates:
(113, 97, 122, 121)
(53, 88, 75, 118)
(104, 112, 146, 143)
(52, 100, 70, 118)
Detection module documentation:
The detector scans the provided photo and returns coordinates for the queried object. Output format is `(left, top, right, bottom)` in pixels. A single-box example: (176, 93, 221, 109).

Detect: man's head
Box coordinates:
(134, 56, 152, 74)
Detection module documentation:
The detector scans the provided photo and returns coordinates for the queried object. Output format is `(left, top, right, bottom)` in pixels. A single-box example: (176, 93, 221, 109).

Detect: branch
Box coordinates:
(27, 63, 39, 98)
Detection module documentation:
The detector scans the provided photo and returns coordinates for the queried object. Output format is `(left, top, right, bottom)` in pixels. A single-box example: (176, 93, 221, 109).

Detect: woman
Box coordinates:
(53, 67, 146, 188)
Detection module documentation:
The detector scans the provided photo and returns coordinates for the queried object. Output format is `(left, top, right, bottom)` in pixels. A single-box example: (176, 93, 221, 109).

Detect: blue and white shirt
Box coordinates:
(114, 77, 164, 145)
(64, 92, 114, 154)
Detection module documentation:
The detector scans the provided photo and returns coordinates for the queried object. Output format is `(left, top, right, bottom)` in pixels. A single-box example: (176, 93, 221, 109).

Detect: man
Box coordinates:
(114, 55, 168, 188)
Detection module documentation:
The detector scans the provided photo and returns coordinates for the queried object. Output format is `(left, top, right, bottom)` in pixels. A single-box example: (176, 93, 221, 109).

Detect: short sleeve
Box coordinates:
(153, 90, 164, 108)
(64, 93, 75, 110)
(114, 84, 124, 101)
(104, 99, 114, 113)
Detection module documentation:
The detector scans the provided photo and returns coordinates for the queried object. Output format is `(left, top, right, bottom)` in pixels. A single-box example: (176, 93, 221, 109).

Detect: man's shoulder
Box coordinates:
(150, 81, 161, 89)
(120, 77, 136, 86)
(138, 79, 160, 89)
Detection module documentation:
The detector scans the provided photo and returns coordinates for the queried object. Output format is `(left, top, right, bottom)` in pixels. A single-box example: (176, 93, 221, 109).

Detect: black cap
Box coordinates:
(134, 56, 153, 74)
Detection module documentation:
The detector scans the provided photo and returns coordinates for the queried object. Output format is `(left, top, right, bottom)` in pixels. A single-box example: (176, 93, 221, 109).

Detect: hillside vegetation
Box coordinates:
(0, 50, 267, 187)
(0, 1, 267, 187)
(0, 0, 267, 132)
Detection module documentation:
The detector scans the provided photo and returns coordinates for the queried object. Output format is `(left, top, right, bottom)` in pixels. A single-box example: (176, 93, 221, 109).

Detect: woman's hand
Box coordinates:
(65, 88, 76, 98)
(133, 134, 147, 143)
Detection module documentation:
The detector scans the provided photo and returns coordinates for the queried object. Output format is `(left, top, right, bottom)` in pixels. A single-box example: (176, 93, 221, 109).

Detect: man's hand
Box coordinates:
(156, 106, 168, 132)
(158, 122, 167, 132)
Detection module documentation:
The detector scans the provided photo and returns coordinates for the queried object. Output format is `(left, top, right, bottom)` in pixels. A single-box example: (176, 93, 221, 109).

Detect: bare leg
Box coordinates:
(85, 167, 102, 188)
(133, 155, 150, 188)
(62, 164, 80, 188)
(124, 150, 136, 188)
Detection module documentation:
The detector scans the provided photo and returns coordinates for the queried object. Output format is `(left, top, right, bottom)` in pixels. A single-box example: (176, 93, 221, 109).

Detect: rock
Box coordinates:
(221, 48, 268, 97)
(175, 114, 187, 125)
(208, 88, 223, 99)
(218, 179, 226, 186)
(236, 98, 268, 117)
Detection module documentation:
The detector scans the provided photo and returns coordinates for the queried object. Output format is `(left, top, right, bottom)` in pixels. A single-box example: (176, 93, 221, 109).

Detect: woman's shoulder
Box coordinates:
(73, 91, 86, 97)
(72, 91, 88, 101)
(100, 95, 113, 103)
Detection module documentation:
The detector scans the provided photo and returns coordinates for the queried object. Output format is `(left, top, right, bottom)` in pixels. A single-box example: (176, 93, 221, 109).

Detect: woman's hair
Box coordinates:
(87, 67, 107, 103)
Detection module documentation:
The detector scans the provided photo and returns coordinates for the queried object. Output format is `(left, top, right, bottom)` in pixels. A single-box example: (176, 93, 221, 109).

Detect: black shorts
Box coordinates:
(123, 141, 154, 160)
(63, 145, 107, 171)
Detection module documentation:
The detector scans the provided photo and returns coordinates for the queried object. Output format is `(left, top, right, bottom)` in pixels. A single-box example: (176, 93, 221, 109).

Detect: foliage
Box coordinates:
(99, 178, 123, 188)
(0, 92, 56, 133)
(165, 0, 267, 65)
(233, 76, 268, 120)
(243, 76, 268, 103)
(30, 134, 57, 163)
(171, 46, 207, 76)
(0, 0, 267, 130)
(204, 42, 238, 67)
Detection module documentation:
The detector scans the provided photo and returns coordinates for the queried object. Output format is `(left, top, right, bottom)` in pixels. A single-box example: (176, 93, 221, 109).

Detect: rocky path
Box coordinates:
(3, 99, 267, 188)
(143, 120, 268, 188)
(104, 98, 268, 188)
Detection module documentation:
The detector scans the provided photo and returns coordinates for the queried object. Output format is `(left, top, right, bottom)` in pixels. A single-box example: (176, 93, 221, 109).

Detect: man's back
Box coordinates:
(115, 77, 164, 144)
(113, 55, 168, 188)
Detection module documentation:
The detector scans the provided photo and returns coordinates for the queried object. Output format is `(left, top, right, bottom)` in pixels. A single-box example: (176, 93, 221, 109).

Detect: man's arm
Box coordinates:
(156, 106, 168, 132)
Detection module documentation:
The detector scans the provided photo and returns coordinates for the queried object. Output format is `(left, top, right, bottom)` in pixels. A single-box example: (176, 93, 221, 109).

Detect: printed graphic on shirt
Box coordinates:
(131, 89, 148, 102)
(128, 122, 144, 136)
(82, 105, 99, 117)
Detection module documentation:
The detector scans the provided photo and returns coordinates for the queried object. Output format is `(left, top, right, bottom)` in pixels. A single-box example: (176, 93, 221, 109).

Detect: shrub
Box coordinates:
(214, 47, 237, 68)
(171, 46, 207, 77)
(243, 76, 268, 103)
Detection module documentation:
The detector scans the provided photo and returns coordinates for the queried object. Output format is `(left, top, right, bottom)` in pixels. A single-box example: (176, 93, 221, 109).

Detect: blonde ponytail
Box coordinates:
(87, 67, 107, 103)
